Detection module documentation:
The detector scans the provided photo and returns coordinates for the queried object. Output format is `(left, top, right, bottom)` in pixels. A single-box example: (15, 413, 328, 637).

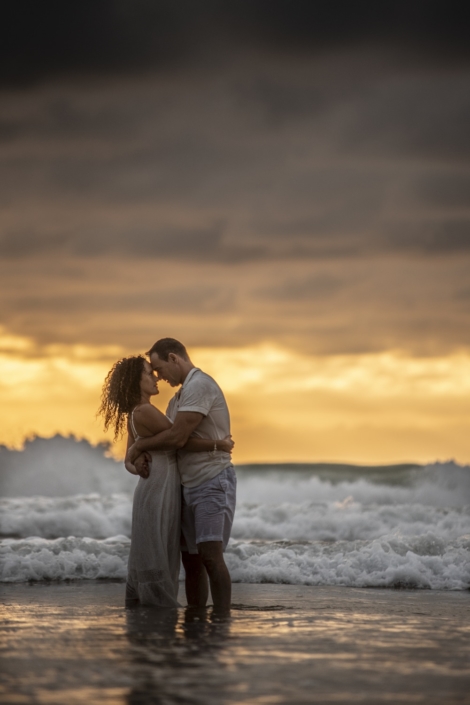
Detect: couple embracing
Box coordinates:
(99, 338, 236, 613)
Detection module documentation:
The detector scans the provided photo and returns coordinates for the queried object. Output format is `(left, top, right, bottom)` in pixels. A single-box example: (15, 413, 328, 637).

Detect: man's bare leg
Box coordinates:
(197, 541, 231, 613)
(181, 551, 209, 607)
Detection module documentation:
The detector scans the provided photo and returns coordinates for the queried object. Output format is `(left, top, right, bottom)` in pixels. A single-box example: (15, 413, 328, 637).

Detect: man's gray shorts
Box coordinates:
(181, 465, 237, 554)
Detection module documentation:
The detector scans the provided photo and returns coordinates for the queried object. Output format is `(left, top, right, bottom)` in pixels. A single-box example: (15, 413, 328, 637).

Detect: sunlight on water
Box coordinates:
(1, 584, 469, 705)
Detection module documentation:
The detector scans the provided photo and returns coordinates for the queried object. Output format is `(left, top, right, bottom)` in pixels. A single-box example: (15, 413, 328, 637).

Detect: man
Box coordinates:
(125, 337, 236, 613)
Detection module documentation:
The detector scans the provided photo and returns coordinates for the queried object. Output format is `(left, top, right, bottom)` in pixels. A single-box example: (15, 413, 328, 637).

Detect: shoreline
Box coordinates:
(2, 581, 469, 704)
(2, 576, 470, 592)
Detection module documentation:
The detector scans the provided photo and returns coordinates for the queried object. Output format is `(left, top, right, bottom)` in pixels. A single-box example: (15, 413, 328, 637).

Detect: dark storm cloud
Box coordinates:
(256, 274, 343, 302)
(2, 249, 470, 354)
(10, 218, 468, 263)
(341, 72, 470, 160)
(0, 50, 469, 265)
(0, 224, 225, 259)
(415, 173, 470, 209)
(1, 0, 469, 85)
(8, 284, 236, 317)
(454, 287, 470, 301)
(0, 223, 270, 262)
(384, 219, 470, 254)
(0, 3, 469, 356)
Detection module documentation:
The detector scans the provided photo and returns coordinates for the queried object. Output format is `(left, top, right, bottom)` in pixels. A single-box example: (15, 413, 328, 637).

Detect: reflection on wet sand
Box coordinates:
(125, 606, 232, 705)
(1, 583, 469, 705)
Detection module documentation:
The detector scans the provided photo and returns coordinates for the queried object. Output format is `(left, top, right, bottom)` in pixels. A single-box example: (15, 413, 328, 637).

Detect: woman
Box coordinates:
(98, 355, 234, 607)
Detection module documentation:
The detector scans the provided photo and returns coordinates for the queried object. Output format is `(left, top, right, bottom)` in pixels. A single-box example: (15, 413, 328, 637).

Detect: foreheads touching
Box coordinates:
(146, 338, 191, 387)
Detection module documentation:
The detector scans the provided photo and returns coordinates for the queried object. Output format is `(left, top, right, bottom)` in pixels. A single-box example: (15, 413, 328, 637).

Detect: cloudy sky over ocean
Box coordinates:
(0, 1, 469, 462)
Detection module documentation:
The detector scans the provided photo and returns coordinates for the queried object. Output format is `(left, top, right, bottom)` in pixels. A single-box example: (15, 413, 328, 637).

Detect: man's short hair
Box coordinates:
(146, 338, 189, 361)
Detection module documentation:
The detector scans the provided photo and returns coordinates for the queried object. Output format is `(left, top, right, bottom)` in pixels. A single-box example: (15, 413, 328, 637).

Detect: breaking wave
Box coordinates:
(1, 436, 469, 588)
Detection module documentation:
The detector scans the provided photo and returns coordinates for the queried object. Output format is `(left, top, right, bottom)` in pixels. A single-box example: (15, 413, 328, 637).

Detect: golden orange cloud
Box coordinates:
(1, 327, 469, 464)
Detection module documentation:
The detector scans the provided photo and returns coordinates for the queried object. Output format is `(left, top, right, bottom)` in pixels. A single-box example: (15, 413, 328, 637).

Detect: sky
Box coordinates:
(0, 1, 469, 463)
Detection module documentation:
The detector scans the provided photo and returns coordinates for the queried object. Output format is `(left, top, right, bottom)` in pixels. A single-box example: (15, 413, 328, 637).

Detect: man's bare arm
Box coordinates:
(184, 435, 234, 453)
(126, 411, 203, 464)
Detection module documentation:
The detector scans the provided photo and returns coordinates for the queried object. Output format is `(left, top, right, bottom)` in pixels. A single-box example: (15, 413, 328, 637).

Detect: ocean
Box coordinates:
(1, 435, 469, 590)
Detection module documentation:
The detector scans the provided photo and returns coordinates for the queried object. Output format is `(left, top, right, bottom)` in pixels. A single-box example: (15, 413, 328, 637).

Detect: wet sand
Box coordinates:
(1, 582, 469, 704)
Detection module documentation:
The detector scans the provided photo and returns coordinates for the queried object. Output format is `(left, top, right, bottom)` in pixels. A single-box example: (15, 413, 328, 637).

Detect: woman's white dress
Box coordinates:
(126, 411, 181, 606)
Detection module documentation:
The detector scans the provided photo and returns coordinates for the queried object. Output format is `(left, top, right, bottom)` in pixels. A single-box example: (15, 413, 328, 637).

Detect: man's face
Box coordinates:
(149, 352, 182, 387)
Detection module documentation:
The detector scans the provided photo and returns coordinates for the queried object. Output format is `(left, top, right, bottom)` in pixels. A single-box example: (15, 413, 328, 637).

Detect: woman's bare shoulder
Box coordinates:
(133, 402, 155, 412)
(133, 403, 171, 434)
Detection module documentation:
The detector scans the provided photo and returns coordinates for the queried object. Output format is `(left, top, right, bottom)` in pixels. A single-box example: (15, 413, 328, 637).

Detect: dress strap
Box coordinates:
(130, 408, 140, 439)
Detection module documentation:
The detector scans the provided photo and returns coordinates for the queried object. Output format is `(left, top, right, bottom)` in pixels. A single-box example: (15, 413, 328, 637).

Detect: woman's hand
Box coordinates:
(218, 434, 235, 454)
(134, 453, 151, 479)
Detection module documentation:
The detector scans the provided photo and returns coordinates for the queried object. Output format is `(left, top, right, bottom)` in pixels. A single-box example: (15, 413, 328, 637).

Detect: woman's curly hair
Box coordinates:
(98, 355, 146, 440)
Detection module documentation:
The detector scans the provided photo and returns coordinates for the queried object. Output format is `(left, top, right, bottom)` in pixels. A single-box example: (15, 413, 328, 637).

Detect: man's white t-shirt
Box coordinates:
(166, 368, 231, 488)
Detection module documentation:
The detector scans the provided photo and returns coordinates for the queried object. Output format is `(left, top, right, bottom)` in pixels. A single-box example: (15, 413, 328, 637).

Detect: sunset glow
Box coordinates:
(1, 326, 469, 463)
(1, 14, 469, 469)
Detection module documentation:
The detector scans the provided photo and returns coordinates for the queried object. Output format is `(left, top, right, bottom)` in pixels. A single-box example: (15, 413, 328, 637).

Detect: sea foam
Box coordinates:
(2, 495, 468, 545)
(2, 533, 469, 589)
(1, 437, 469, 588)
(0, 536, 129, 582)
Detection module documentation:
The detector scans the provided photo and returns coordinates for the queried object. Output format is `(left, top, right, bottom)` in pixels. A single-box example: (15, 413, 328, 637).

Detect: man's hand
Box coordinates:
(219, 434, 235, 454)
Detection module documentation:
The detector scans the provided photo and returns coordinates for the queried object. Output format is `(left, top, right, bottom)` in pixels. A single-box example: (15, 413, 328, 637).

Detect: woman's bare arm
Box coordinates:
(124, 422, 141, 476)
(128, 405, 171, 477)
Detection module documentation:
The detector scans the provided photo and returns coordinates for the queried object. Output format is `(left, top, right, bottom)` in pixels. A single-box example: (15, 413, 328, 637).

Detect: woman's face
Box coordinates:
(140, 360, 159, 397)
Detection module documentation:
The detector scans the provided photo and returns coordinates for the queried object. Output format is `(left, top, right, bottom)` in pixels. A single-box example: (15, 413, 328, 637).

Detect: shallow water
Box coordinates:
(1, 582, 469, 705)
